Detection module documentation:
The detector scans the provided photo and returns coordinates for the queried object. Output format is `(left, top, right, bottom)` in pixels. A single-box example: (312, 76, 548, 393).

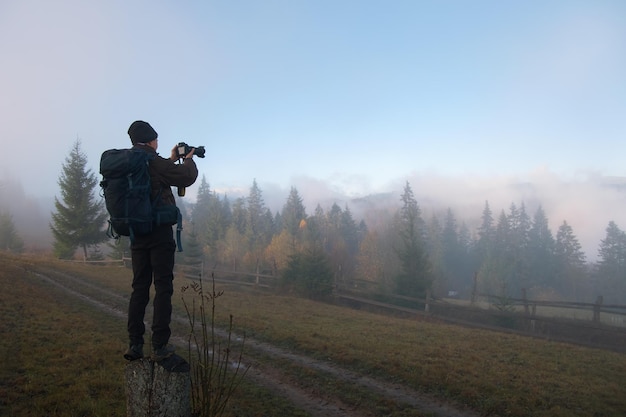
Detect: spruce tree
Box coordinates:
(0, 211, 24, 253)
(340, 205, 360, 256)
(476, 200, 495, 260)
(597, 221, 626, 302)
(526, 206, 556, 291)
(282, 247, 333, 299)
(281, 187, 307, 237)
(50, 140, 107, 259)
(554, 221, 586, 298)
(394, 181, 431, 298)
(245, 179, 270, 251)
(191, 175, 212, 245)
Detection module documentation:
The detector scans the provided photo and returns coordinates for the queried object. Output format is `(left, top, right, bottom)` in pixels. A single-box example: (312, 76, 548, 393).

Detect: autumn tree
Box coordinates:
(265, 230, 296, 273)
(50, 140, 107, 259)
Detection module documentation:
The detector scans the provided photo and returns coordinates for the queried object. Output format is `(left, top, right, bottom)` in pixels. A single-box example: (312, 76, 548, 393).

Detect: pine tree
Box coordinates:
(191, 175, 212, 245)
(355, 230, 384, 285)
(476, 201, 494, 255)
(50, 140, 107, 259)
(527, 205, 556, 291)
(554, 221, 586, 299)
(231, 197, 247, 234)
(281, 187, 307, 237)
(281, 247, 333, 299)
(507, 202, 531, 295)
(340, 205, 360, 256)
(324, 203, 349, 282)
(490, 210, 514, 296)
(182, 225, 204, 272)
(442, 208, 465, 293)
(206, 191, 230, 259)
(0, 211, 24, 253)
(597, 221, 626, 302)
(304, 204, 326, 248)
(425, 213, 445, 295)
(246, 179, 271, 251)
(394, 181, 431, 298)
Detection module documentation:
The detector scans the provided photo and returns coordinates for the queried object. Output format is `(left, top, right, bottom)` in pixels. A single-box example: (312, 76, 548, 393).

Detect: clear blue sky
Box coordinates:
(1, 0, 626, 255)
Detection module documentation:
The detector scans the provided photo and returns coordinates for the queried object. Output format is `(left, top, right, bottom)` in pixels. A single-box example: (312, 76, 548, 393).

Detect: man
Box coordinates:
(123, 120, 198, 361)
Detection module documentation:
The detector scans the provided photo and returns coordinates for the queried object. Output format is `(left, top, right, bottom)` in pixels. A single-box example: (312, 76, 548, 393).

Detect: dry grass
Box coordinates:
(0, 260, 126, 416)
(0, 255, 305, 417)
(208, 289, 626, 416)
(5, 255, 626, 416)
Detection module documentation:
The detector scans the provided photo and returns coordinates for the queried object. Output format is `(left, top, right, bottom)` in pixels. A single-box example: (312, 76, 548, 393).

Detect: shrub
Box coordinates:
(281, 248, 334, 299)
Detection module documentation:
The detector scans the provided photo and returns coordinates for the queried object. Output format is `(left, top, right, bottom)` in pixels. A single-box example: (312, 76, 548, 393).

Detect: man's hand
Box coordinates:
(170, 145, 179, 161)
(170, 145, 195, 160)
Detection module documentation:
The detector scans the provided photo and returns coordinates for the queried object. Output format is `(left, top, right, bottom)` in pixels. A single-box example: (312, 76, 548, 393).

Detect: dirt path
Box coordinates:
(31, 268, 482, 417)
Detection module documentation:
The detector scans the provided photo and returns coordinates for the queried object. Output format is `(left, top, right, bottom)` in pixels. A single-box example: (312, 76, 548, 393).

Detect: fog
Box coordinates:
(3, 166, 625, 261)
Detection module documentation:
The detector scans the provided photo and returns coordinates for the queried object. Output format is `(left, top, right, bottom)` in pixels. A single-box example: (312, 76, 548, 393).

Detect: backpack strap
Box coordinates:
(106, 221, 120, 240)
(175, 209, 183, 252)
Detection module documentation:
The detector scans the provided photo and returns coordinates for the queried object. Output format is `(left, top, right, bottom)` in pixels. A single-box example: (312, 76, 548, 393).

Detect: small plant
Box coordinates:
(181, 270, 248, 417)
(492, 294, 516, 312)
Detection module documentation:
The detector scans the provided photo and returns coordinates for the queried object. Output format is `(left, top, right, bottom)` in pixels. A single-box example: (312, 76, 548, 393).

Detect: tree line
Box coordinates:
(45, 141, 626, 304)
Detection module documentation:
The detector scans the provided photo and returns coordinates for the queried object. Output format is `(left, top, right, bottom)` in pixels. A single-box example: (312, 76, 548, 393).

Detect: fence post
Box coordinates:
(425, 289, 431, 313)
(593, 295, 603, 323)
(521, 288, 530, 316)
(255, 258, 259, 287)
(470, 272, 478, 305)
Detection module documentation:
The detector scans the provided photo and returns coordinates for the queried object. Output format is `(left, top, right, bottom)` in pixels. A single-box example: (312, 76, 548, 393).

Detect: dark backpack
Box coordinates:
(99, 148, 184, 250)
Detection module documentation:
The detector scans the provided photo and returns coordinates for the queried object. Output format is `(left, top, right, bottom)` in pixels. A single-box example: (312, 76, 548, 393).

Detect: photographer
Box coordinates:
(124, 120, 199, 362)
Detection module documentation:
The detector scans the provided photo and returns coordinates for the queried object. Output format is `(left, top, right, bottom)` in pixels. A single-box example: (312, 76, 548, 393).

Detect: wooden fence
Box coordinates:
(71, 257, 626, 346)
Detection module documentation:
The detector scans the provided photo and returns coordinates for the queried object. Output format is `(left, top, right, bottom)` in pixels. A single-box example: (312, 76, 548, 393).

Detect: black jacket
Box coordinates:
(132, 144, 198, 207)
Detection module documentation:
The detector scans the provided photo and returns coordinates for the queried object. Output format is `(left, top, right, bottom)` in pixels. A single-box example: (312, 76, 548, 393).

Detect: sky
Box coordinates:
(1, 0, 626, 257)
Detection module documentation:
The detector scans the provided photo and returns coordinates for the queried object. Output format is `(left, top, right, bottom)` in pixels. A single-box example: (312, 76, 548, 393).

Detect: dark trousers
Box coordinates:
(128, 225, 176, 349)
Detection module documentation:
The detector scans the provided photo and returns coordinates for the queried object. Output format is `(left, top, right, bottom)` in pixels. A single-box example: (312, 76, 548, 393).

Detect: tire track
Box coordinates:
(30, 267, 481, 417)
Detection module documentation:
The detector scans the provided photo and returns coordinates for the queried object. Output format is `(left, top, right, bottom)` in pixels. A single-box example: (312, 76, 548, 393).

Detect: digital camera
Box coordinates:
(176, 142, 206, 158)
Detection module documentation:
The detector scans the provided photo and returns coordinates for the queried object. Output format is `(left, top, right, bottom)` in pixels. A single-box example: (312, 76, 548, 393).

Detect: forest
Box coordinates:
(3, 141, 626, 305)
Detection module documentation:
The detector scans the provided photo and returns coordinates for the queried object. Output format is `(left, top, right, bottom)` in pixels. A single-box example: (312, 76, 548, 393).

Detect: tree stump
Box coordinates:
(125, 354, 191, 417)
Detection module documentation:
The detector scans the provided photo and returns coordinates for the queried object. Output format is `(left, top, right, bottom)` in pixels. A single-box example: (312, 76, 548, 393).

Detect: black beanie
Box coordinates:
(128, 120, 158, 144)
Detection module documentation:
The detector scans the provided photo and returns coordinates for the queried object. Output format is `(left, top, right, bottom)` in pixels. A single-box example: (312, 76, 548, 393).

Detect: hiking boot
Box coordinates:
(151, 344, 175, 361)
(124, 344, 144, 361)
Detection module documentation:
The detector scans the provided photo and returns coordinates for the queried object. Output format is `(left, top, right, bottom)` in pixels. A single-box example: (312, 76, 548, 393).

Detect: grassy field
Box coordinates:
(0, 260, 127, 416)
(0, 256, 303, 417)
(3, 253, 626, 416)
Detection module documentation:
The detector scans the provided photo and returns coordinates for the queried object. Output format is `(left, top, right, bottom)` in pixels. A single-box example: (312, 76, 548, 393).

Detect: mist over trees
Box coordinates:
(0, 178, 51, 251)
(172, 179, 626, 304)
(3, 147, 625, 304)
